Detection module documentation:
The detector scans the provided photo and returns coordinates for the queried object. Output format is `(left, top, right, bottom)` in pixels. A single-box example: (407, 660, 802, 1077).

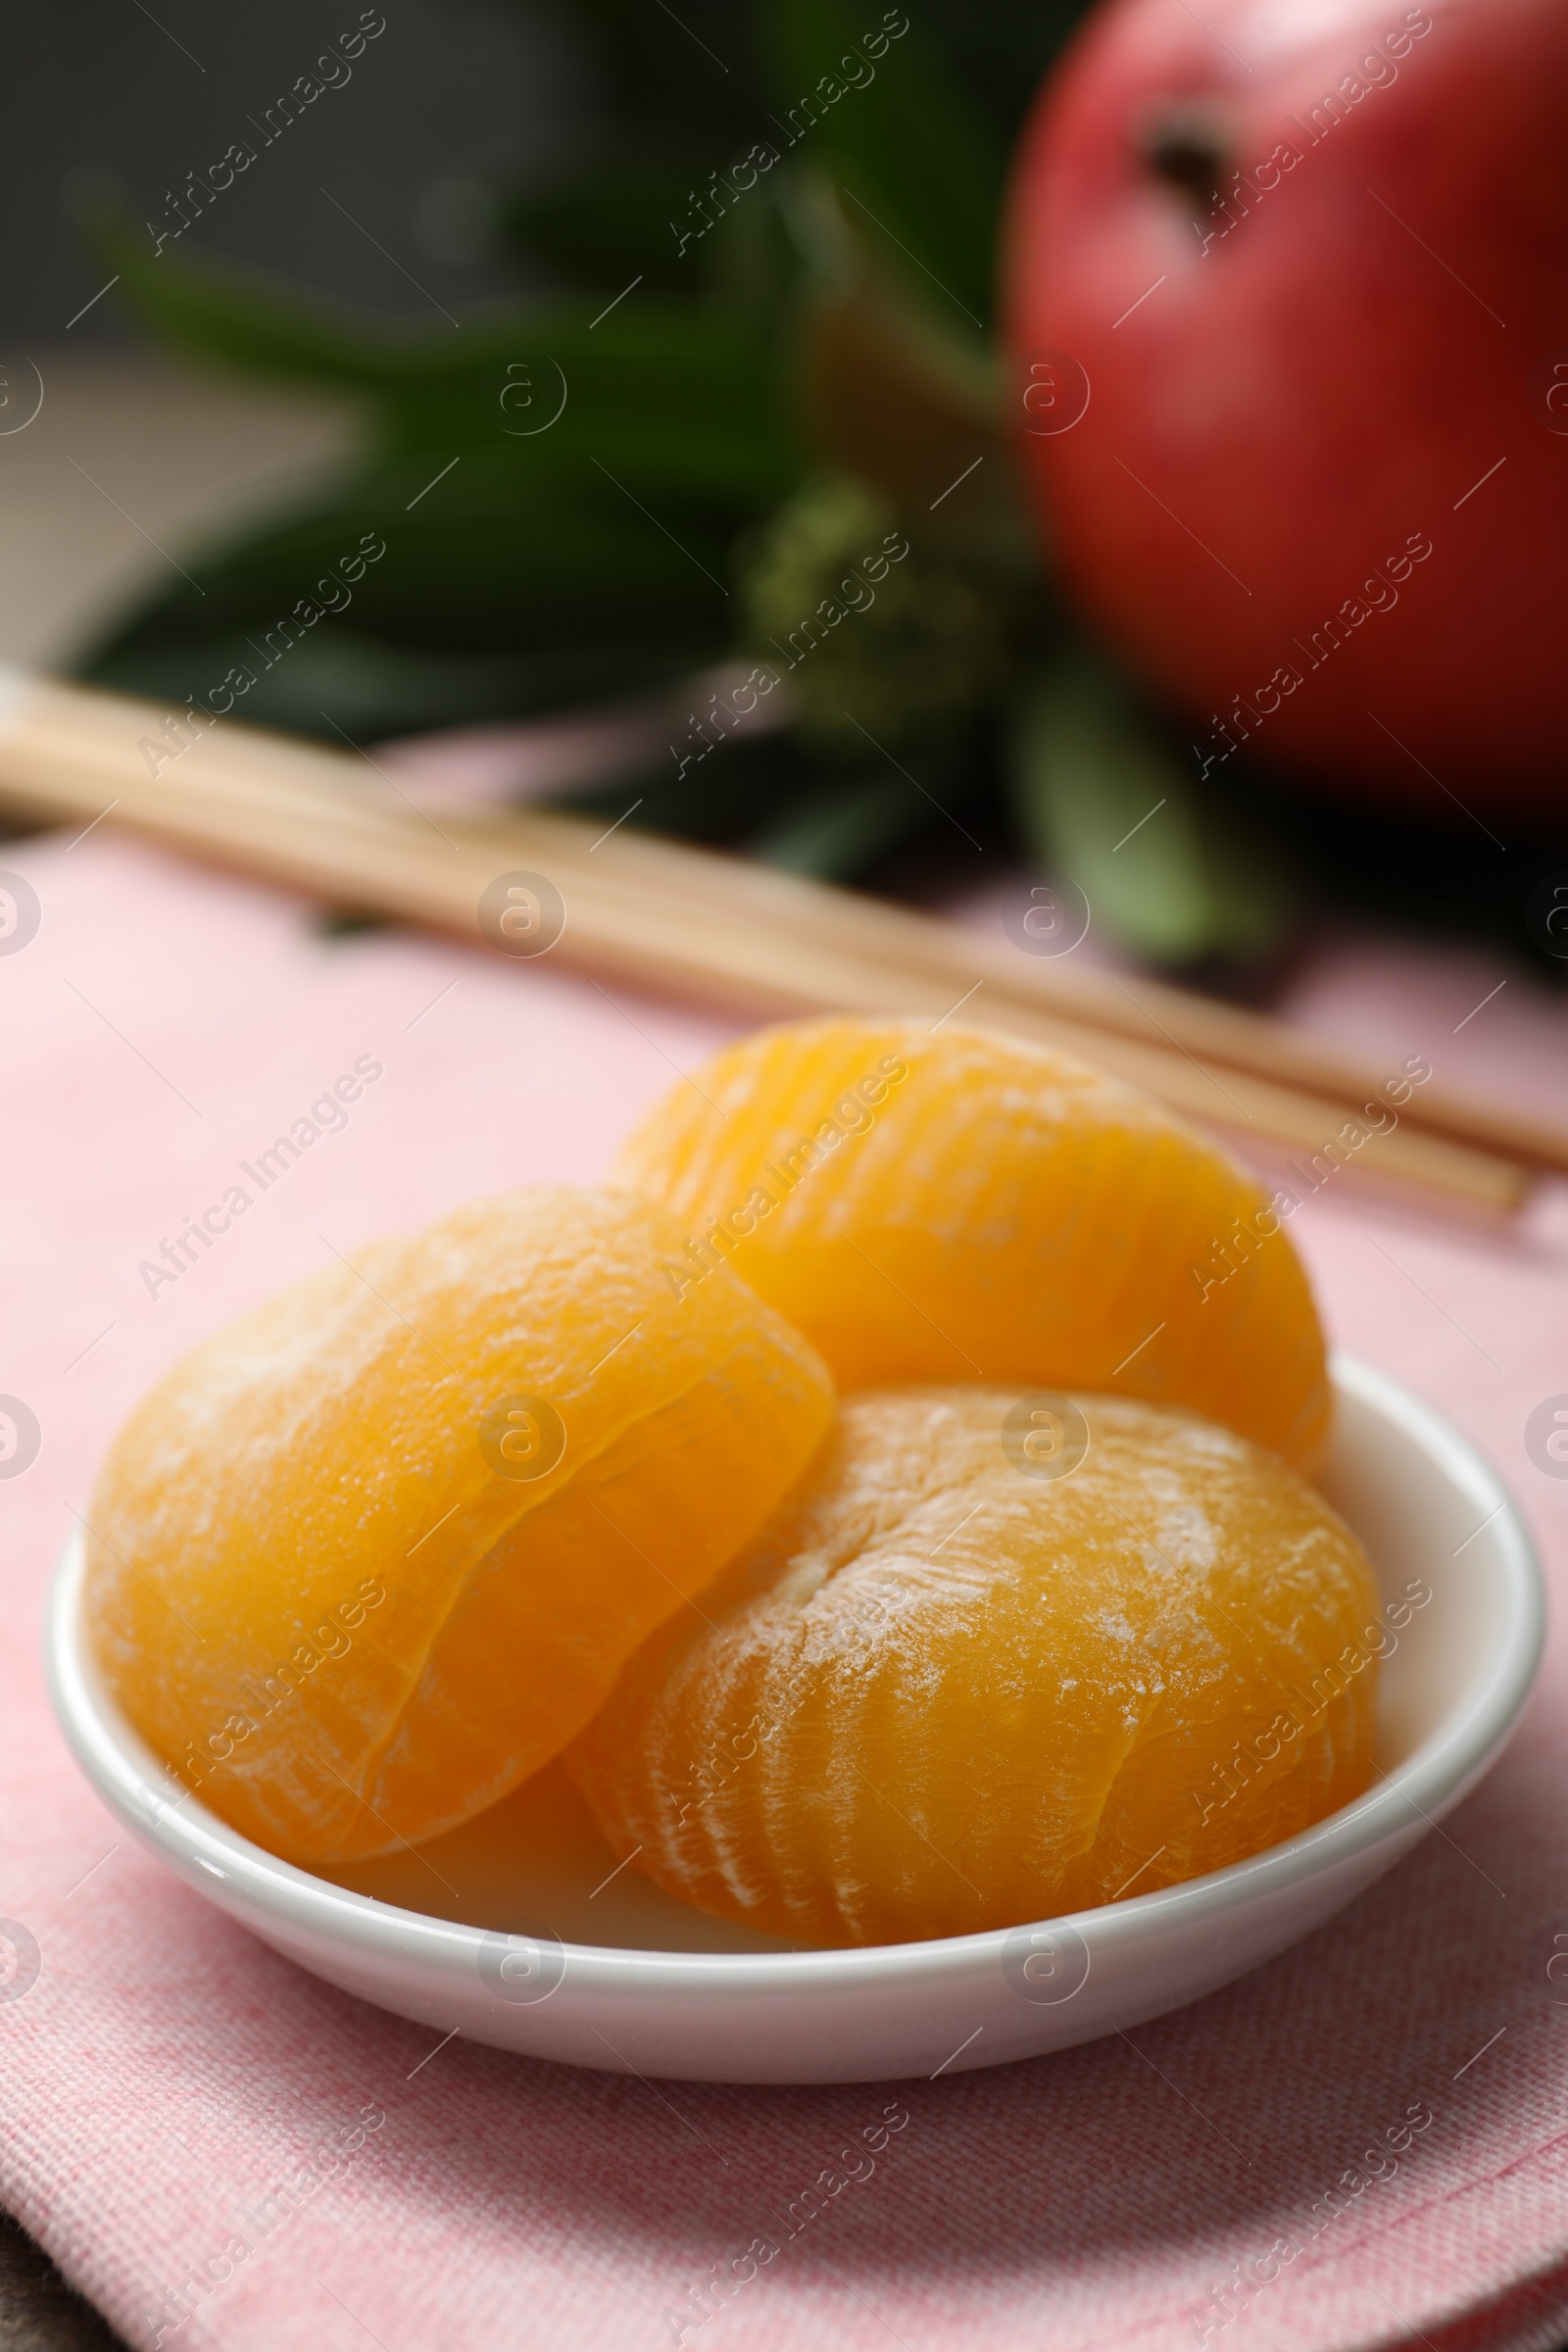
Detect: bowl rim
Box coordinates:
(47, 1350, 1545, 1995)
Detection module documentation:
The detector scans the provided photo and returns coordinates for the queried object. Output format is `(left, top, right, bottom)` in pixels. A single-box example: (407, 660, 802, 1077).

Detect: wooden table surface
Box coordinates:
(0, 2220, 122, 2352)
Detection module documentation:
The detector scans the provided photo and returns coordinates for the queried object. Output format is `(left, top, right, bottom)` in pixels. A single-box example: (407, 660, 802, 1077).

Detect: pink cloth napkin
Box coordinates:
(2, 827, 1566, 2352)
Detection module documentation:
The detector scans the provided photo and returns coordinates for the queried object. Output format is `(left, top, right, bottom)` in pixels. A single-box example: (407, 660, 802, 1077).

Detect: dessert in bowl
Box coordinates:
(50, 1020, 1543, 2082)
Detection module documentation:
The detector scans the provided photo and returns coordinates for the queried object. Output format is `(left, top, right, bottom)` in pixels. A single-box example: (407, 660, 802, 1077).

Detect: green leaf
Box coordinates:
(76, 452, 749, 736)
(749, 767, 928, 877)
(85, 202, 421, 393)
(759, 0, 1005, 329)
(88, 629, 556, 744)
(1006, 661, 1295, 967)
(83, 203, 799, 500)
(64, 1, 1054, 786)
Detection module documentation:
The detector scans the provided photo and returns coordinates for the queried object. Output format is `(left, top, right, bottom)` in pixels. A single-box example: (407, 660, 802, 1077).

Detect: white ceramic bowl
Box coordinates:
(47, 1354, 1544, 2084)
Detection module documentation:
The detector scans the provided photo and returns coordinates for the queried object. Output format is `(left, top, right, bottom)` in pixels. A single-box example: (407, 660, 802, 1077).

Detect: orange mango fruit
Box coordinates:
(612, 1016, 1329, 1468)
(84, 1188, 834, 1865)
(567, 1387, 1381, 1946)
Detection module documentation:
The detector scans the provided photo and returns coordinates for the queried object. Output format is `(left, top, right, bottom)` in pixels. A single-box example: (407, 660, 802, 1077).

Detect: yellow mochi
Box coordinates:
(567, 1387, 1382, 1947)
(84, 1187, 834, 1865)
(612, 1014, 1331, 1469)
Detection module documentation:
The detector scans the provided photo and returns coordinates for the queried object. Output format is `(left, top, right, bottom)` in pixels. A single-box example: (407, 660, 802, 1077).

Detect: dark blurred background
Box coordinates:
(3, 1, 580, 335)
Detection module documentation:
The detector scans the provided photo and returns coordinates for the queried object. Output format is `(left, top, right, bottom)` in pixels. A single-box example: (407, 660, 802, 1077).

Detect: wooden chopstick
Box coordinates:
(0, 673, 1539, 1212)
(441, 806, 1525, 1207)
(452, 799, 1563, 1182)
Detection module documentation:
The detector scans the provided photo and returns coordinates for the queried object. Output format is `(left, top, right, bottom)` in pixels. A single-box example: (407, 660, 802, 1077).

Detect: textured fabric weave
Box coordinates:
(0, 832, 1564, 2352)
